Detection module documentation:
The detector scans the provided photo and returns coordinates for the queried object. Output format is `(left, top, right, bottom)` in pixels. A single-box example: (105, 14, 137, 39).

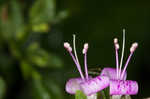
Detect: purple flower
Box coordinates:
(64, 35, 109, 96)
(101, 29, 138, 95)
(110, 80, 138, 95)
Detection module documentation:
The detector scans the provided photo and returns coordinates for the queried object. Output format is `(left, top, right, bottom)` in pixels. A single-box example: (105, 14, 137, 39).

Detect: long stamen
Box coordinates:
(73, 35, 85, 79)
(119, 29, 125, 79)
(73, 35, 81, 68)
(120, 42, 138, 79)
(69, 52, 85, 79)
(83, 43, 89, 80)
(114, 38, 119, 79)
(64, 42, 84, 80)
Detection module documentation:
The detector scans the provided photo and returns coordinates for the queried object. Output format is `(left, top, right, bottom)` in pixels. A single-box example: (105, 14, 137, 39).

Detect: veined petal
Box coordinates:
(80, 76, 109, 96)
(100, 67, 127, 80)
(110, 80, 138, 95)
(65, 78, 83, 94)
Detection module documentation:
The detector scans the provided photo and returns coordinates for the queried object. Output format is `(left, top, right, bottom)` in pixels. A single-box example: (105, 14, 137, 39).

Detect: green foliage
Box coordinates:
(26, 42, 63, 68)
(0, 0, 24, 41)
(30, 0, 55, 24)
(32, 71, 51, 99)
(75, 90, 87, 99)
(0, 0, 68, 98)
(29, 0, 69, 27)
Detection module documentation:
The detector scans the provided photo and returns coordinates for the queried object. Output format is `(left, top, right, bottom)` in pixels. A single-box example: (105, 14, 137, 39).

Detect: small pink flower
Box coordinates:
(101, 29, 138, 95)
(64, 35, 109, 96)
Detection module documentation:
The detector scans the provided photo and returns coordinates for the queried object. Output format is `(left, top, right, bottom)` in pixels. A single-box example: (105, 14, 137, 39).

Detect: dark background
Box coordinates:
(0, 0, 150, 99)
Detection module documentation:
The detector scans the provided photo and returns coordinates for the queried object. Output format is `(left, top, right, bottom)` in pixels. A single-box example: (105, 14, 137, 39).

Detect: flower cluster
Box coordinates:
(64, 30, 139, 98)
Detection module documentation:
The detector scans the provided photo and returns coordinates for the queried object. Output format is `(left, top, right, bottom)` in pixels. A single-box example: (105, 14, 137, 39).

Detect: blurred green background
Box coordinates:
(0, 0, 150, 99)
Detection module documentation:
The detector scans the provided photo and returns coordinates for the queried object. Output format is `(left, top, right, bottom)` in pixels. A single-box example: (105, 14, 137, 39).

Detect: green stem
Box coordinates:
(101, 90, 106, 99)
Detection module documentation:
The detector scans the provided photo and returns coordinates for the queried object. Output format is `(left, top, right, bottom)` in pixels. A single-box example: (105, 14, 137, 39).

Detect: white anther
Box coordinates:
(114, 38, 118, 44)
(115, 44, 120, 49)
(132, 42, 138, 48)
(64, 42, 70, 49)
(130, 47, 134, 53)
(130, 42, 138, 53)
(68, 47, 72, 52)
(64, 42, 72, 52)
(84, 43, 89, 49)
(82, 49, 86, 54)
(83, 43, 88, 54)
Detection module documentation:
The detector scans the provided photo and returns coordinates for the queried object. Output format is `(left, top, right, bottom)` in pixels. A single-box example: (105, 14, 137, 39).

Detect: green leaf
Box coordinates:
(29, 0, 55, 24)
(26, 42, 49, 67)
(75, 90, 86, 99)
(53, 10, 69, 23)
(32, 23, 49, 32)
(32, 71, 51, 99)
(27, 42, 63, 68)
(20, 60, 34, 79)
(0, 0, 24, 41)
(43, 79, 64, 99)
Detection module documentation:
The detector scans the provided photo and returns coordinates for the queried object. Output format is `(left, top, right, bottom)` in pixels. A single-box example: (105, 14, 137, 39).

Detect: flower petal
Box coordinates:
(80, 76, 109, 96)
(110, 80, 138, 95)
(65, 78, 83, 94)
(101, 67, 127, 80)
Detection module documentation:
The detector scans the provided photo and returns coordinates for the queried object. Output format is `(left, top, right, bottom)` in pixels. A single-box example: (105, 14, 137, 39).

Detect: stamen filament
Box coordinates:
(119, 29, 125, 79)
(114, 38, 119, 79)
(115, 49, 119, 79)
(120, 52, 133, 80)
(73, 34, 85, 80)
(84, 52, 89, 80)
(120, 42, 138, 79)
(69, 52, 85, 79)
(73, 35, 80, 67)
(83, 43, 89, 80)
